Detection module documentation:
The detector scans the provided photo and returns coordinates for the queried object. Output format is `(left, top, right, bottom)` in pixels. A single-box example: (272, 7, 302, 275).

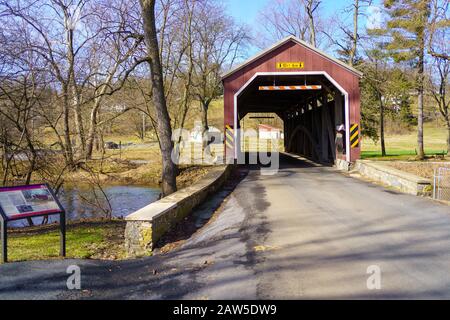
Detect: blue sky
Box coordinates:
(224, 0, 270, 24)
(225, 0, 364, 25)
(224, 0, 383, 56)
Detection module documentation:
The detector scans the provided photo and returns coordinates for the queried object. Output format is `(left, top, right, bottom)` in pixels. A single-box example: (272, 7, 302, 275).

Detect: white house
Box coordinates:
(258, 124, 283, 140)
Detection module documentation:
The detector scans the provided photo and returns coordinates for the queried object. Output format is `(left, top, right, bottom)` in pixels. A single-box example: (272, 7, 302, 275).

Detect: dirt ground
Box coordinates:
(385, 161, 450, 179)
(65, 158, 212, 189)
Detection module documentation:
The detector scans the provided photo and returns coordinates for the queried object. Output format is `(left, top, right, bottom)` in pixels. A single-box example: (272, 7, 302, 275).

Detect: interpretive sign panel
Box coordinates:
(0, 184, 61, 220)
(0, 184, 65, 263)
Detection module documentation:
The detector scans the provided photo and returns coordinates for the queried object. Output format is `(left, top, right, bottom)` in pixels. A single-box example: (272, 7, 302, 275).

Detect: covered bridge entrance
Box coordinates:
(222, 36, 362, 165)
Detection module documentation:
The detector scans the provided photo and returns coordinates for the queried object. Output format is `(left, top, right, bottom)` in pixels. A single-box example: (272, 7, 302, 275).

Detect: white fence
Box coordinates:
(434, 167, 450, 201)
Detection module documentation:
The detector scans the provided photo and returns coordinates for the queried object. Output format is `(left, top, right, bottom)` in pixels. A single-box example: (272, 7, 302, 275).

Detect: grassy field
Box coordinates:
(8, 220, 127, 262)
(206, 100, 449, 162)
(361, 124, 448, 160)
(101, 144, 161, 161)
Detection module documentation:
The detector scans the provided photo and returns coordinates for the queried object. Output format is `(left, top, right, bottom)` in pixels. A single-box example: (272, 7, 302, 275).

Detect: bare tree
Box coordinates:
(1, 0, 89, 167)
(257, 0, 310, 43)
(325, 0, 373, 66)
(169, 0, 197, 162)
(82, 0, 148, 159)
(156, 0, 197, 132)
(0, 26, 66, 224)
(428, 0, 450, 61)
(0, 13, 51, 186)
(191, 1, 248, 141)
(301, 0, 321, 47)
(256, 0, 324, 48)
(428, 24, 450, 152)
(1, 0, 145, 167)
(139, 0, 177, 196)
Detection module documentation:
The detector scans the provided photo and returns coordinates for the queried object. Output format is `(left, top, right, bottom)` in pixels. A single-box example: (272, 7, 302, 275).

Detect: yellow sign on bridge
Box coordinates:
(276, 62, 305, 69)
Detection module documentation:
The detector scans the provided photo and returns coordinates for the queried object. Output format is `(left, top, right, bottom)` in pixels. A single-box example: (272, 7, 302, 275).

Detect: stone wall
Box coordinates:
(125, 165, 233, 257)
(354, 160, 432, 196)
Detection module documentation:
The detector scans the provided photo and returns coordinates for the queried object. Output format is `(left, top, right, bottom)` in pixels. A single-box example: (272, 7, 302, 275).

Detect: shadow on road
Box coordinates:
(154, 167, 249, 253)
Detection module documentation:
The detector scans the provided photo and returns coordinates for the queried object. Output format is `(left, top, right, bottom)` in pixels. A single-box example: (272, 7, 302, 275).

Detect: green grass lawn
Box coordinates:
(361, 150, 448, 160)
(362, 124, 448, 160)
(8, 220, 126, 262)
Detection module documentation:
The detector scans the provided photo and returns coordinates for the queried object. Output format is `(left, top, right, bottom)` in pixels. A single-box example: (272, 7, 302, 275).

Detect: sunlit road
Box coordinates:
(1, 153, 450, 299)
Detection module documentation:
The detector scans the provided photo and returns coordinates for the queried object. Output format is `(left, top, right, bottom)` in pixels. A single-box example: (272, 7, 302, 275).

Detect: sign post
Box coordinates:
(1, 217, 7, 264)
(60, 211, 66, 257)
(0, 184, 66, 264)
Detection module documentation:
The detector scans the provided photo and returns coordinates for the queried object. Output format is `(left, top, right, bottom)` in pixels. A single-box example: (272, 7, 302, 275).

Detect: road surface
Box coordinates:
(1, 153, 450, 299)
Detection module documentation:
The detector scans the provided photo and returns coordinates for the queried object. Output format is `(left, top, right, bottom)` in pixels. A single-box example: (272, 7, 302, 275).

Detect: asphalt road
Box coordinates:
(1, 153, 450, 299)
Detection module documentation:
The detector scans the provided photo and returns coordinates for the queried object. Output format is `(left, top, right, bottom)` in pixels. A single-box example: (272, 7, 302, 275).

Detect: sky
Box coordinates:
(224, 0, 383, 57)
(224, 0, 270, 25)
(225, 0, 358, 25)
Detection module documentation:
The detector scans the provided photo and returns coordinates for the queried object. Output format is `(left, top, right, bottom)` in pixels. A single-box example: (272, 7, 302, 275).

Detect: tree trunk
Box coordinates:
(349, 0, 359, 67)
(447, 120, 450, 154)
(84, 100, 102, 160)
(66, 26, 85, 159)
(0, 130, 6, 182)
(24, 130, 36, 227)
(417, 34, 425, 160)
(379, 95, 386, 157)
(201, 101, 209, 134)
(305, 0, 317, 47)
(62, 87, 75, 169)
(201, 100, 210, 149)
(417, 84, 425, 159)
(1, 131, 12, 185)
(140, 0, 177, 197)
(174, 83, 193, 163)
(73, 89, 86, 157)
(84, 115, 97, 160)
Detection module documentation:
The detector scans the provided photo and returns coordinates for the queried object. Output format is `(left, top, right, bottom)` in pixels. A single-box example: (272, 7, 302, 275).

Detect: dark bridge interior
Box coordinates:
(237, 74, 346, 163)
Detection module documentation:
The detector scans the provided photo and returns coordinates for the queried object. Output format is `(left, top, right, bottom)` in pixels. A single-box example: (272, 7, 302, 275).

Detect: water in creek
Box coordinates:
(9, 185, 161, 228)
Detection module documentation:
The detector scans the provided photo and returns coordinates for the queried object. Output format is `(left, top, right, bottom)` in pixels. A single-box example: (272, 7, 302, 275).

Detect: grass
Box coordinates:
(102, 134, 150, 145)
(8, 220, 126, 262)
(361, 150, 448, 161)
(362, 123, 448, 161)
(103, 146, 161, 162)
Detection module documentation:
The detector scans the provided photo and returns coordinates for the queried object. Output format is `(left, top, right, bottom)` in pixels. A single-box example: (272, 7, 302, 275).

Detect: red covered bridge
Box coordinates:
(222, 36, 362, 165)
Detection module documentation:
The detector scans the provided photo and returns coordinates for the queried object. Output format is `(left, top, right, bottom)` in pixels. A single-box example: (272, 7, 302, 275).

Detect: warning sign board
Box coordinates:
(276, 62, 305, 69)
(350, 124, 360, 148)
(225, 125, 234, 149)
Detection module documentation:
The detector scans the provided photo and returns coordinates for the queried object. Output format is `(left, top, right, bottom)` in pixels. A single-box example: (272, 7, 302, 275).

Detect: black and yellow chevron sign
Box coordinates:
(350, 123, 360, 148)
(225, 125, 234, 149)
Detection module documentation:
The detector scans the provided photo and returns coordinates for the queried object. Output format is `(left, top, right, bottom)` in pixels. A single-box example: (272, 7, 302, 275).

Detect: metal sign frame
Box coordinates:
(0, 184, 66, 263)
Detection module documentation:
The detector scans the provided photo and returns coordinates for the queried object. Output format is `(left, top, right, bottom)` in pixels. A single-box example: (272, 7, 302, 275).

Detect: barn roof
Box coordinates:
(222, 35, 363, 80)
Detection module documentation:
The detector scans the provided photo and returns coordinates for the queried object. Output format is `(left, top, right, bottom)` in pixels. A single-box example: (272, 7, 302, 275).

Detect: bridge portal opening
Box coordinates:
(222, 36, 362, 165)
(236, 74, 345, 163)
(240, 112, 285, 154)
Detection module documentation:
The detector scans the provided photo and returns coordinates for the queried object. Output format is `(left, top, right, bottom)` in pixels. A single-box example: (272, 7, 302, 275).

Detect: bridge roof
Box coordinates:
(221, 36, 363, 80)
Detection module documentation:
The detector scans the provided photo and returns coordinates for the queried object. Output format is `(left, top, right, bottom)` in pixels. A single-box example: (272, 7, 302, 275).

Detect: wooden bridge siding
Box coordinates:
(223, 40, 361, 162)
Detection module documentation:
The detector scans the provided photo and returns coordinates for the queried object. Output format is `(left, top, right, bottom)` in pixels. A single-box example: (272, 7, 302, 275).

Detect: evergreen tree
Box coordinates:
(383, 0, 431, 159)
